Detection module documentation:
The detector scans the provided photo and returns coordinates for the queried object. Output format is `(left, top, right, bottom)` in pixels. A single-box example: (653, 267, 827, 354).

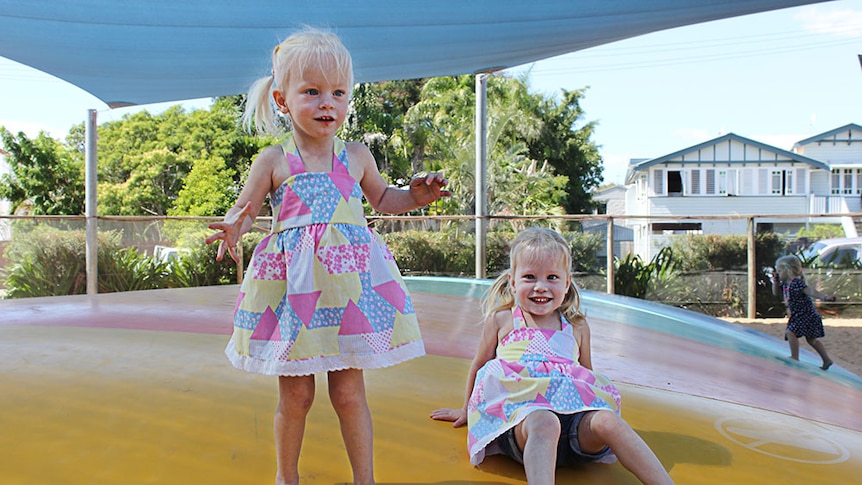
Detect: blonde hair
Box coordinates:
(776, 255, 804, 279)
(242, 27, 354, 135)
(483, 227, 585, 324)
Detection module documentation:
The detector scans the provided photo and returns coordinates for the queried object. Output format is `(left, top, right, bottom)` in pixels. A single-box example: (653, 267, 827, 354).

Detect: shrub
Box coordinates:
(168, 232, 264, 287)
(3, 227, 125, 297)
(614, 246, 677, 299)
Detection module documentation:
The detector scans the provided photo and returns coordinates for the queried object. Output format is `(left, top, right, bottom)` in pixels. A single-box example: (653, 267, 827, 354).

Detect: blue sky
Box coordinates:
(1, 1, 862, 186)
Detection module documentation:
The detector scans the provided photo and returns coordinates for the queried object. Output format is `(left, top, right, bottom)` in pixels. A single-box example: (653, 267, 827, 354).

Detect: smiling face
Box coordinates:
(508, 249, 572, 327)
(273, 63, 350, 141)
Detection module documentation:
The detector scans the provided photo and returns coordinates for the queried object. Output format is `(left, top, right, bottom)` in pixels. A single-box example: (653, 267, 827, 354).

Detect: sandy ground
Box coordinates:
(722, 317, 862, 377)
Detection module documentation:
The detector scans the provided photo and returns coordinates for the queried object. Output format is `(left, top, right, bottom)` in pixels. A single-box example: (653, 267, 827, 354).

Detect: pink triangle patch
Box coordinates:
(485, 399, 508, 421)
(339, 300, 374, 335)
(250, 306, 280, 341)
(577, 385, 597, 405)
(534, 393, 550, 406)
(372, 280, 407, 313)
(329, 173, 355, 201)
(287, 291, 321, 326)
(501, 360, 525, 377)
(278, 184, 313, 220)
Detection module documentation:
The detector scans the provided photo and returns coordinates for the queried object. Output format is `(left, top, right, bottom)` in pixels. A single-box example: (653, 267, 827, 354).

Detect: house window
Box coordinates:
(770, 169, 795, 195)
(717, 169, 737, 195)
(706, 169, 716, 194)
(667, 171, 683, 196)
(771, 170, 782, 194)
(832, 168, 859, 194)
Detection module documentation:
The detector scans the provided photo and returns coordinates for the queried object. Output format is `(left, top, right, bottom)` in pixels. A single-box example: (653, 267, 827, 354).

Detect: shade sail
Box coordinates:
(0, 0, 830, 108)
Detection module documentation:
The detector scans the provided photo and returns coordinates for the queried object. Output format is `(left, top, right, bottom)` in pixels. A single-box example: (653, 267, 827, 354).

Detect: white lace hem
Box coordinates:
(224, 337, 426, 376)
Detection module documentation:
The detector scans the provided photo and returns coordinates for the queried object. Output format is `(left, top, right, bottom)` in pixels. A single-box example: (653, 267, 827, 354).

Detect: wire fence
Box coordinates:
(1, 213, 860, 320)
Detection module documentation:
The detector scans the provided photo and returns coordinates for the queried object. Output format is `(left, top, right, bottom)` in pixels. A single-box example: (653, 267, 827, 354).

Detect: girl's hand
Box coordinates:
(429, 407, 467, 428)
(824, 294, 837, 302)
(409, 172, 451, 207)
(206, 202, 254, 263)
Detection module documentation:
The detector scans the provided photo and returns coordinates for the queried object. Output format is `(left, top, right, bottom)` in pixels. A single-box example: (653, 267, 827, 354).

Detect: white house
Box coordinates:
(623, 124, 862, 259)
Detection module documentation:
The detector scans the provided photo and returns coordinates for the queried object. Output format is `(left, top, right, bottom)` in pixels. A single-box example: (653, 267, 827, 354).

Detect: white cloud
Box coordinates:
(795, 6, 862, 37)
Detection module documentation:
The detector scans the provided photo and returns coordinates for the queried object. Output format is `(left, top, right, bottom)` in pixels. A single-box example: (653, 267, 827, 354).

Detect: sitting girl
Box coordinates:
(431, 227, 672, 485)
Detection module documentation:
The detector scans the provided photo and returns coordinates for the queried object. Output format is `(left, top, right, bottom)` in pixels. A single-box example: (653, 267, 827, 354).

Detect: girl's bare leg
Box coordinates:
(514, 410, 560, 485)
(578, 410, 673, 485)
(806, 337, 833, 370)
(786, 330, 800, 360)
(328, 369, 375, 485)
(275, 375, 316, 485)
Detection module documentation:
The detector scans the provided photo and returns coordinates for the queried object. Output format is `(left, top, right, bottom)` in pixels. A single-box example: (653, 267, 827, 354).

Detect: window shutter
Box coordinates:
(796, 168, 806, 194)
(741, 168, 753, 195)
(706, 169, 716, 194)
(653, 169, 664, 195)
(758, 168, 768, 194)
(690, 170, 700, 194)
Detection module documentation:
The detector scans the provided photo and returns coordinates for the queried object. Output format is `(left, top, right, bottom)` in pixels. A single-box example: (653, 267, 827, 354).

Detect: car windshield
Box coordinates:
(800, 242, 827, 260)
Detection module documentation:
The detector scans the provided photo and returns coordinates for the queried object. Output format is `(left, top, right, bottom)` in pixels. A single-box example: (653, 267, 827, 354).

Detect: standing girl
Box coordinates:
(430, 227, 672, 485)
(771, 255, 834, 370)
(207, 28, 450, 485)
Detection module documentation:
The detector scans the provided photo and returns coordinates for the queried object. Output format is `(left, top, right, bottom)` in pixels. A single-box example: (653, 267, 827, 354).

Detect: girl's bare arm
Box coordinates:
(575, 322, 594, 370)
(348, 142, 449, 214)
(206, 144, 281, 262)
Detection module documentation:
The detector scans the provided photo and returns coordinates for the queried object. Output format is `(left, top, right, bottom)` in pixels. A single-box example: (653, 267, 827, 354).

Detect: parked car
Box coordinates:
(799, 237, 862, 268)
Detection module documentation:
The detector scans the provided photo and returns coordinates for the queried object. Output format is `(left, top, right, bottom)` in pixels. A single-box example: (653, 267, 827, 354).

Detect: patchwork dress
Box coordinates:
(467, 307, 621, 465)
(782, 277, 826, 339)
(225, 134, 425, 376)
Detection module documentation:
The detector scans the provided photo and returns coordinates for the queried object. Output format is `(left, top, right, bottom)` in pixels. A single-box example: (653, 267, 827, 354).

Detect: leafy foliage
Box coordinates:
(94, 100, 265, 216)
(614, 247, 677, 299)
(0, 127, 84, 215)
(0, 221, 269, 298)
(795, 224, 845, 241)
(2, 227, 121, 297)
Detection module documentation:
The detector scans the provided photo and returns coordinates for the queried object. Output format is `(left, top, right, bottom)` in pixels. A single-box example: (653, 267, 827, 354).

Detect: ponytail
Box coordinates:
(482, 271, 515, 320)
(241, 75, 279, 136)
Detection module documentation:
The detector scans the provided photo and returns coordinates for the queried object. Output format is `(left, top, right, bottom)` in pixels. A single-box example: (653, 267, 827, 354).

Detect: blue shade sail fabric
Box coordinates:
(0, 0, 830, 107)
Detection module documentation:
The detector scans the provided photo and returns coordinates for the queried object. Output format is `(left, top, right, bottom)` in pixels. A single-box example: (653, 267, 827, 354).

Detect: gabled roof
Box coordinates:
(625, 132, 828, 183)
(591, 185, 627, 201)
(793, 123, 862, 148)
(0, 0, 830, 107)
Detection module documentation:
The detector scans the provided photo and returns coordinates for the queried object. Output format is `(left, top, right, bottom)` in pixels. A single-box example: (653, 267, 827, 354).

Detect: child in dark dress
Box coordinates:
(771, 255, 835, 370)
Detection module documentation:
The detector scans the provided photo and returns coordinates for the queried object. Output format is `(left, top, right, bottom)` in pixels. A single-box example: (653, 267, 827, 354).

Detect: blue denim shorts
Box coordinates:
(495, 411, 611, 466)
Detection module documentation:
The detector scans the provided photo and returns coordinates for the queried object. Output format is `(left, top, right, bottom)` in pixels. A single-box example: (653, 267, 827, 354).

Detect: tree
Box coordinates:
(527, 88, 603, 214)
(94, 97, 265, 216)
(401, 74, 584, 217)
(342, 79, 426, 183)
(0, 127, 84, 215)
